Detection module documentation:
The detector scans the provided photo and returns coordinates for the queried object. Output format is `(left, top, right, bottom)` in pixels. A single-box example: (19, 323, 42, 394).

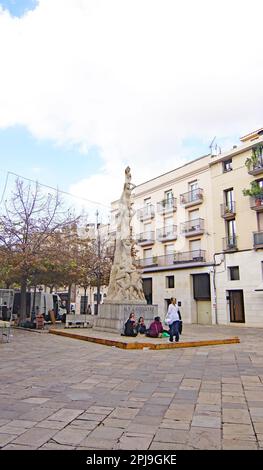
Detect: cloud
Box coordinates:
(0, 0, 263, 208)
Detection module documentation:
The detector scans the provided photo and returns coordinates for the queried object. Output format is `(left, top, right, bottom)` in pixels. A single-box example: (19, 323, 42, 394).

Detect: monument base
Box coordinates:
(93, 303, 158, 334)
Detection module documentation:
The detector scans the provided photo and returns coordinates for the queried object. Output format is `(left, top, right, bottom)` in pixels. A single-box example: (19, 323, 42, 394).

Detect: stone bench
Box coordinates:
(65, 314, 89, 328)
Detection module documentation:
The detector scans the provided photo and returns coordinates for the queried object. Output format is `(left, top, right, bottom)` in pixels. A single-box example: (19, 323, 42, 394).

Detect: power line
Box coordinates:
(0, 172, 10, 206)
(0, 170, 111, 209)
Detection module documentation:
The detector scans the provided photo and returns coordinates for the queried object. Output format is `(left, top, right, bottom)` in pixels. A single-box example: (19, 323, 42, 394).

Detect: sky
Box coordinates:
(0, 0, 263, 222)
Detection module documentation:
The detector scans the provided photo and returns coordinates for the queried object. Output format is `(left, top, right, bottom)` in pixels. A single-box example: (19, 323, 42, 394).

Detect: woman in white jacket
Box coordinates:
(165, 298, 180, 343)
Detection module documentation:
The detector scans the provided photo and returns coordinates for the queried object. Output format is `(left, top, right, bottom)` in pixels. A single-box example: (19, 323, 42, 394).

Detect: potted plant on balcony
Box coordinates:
(243, 181, 263, 206)
(245, 145, 262, 172)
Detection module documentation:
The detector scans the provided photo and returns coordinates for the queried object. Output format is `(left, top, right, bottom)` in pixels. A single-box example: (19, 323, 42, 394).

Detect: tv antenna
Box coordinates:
(209, 136, 221, 156)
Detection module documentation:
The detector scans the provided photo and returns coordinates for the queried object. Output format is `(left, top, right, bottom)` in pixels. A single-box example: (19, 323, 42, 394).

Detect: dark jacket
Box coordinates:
(136, 323, 146, 334)
(124, 319, 137, 336)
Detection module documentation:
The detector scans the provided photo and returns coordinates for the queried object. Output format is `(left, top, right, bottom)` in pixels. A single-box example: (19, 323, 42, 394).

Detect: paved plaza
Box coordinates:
(1, 324, 263, 450)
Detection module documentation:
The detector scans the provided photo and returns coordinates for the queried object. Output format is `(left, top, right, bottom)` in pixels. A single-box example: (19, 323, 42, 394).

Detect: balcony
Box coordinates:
(247, 158, 263, 176)
(137, 204, 155, 221)
(173, 250, 206, 263)
(180, 188, 204, 208)
(223, 235, 238, 252)
(137, 250, 206, 269)
(156, 225, 177, 242)
(138, 256, 159, 268)
(136, 231, 155, 247)
(157, 197, 177, 215)
(221, 201, 236, 219)
(180, 218, 204, 237)
(253, 231, 263, 249)
(250, 196, 263, 211)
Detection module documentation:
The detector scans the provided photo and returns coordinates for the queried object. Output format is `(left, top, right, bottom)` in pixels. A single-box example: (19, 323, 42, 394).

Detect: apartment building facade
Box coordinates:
(109, 128, 263, 327)
(111, 154, 216, 324)
(210, 129, 263, 326)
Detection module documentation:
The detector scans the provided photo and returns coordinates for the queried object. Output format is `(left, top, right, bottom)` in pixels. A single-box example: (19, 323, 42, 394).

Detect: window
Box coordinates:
(188, 181, 199, 202)
(224, 188, 234, 204)
(189, 181, 198, 192)
(143, 248, 154, 266)
(193, 274, 211, 300)
(257, 212, 263, 232)
(165, 244, 174, 255)
(224, 188, 234, 212)
(144, 248, 152, 259)
(143, 278, 152, 304)
(190, 239, 201, 252)
(144, 197, 151, 206)
(143, 222, 152, 237)
(165, 190, 173, 200)
(227, 219, 236, 237)
(223, 159, 232, 172)
(189, 209, 199, 222)
(166, 276, 174, 288)
(164, 216, 173, 227)
(229, 266, 240, 280)
(165, 190, 173, 208)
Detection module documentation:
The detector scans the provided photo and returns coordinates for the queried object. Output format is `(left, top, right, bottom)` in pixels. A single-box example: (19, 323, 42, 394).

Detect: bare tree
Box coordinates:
(0, 179, 78, 322)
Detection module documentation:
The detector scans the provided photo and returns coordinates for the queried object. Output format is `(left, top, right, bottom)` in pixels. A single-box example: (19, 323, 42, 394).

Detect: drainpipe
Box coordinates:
(212, 252, 226, 325)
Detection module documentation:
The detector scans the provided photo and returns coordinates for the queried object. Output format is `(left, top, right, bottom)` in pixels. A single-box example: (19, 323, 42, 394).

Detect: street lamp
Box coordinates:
(95, 210, 101, 315)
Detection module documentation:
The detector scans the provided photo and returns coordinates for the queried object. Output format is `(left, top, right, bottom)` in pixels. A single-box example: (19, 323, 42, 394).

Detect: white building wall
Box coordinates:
(215, 251, 263, 326)
(142, 266, 213, 324)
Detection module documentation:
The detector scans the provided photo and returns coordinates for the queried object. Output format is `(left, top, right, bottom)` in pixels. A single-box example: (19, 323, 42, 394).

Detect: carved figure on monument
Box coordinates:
(106, 167, 146, 304)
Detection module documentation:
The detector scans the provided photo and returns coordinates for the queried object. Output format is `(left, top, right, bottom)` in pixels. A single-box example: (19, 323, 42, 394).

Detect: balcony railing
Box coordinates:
(137, 250, 206, 268)
(250, 196, 263, 211)
(253, 231, 263, 249)
(173, 250, 206, 263)
(137, 204, 155, 221)
(180, 218, 204, 237)
(220, 201, 236, 219)
(180, 188, 204, 207)
(136, 231, 155, 246)
(223, 235, 238, 251)
(247, 157, 263, 176)
(138, 256, 159, 268)
(157, 197, 177, 214)
(156, 225, 177, 242)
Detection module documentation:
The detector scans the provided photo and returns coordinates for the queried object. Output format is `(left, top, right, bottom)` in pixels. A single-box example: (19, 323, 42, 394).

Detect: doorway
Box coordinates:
(142, 278, 152, 305)
(229, 290, 245, 323)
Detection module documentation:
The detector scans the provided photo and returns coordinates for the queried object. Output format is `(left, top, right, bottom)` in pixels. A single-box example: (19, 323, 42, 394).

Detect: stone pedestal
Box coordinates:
(93, 303, 158, 334)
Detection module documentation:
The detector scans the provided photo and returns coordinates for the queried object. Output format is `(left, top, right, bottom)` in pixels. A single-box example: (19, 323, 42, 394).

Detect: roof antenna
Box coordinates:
(209, 137, 221, 156)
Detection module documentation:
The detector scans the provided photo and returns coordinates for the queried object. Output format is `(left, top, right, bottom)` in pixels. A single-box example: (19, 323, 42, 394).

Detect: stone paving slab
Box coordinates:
(1, 325, 263, 450)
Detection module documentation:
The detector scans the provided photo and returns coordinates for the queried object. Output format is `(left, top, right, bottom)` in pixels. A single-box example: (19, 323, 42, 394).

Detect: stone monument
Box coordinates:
(94, 167, 158, 333)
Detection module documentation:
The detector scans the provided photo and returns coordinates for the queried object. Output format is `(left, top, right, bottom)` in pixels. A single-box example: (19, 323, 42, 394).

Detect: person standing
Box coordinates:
(165, 297, 180, 343)
(1, 302, 8, 321)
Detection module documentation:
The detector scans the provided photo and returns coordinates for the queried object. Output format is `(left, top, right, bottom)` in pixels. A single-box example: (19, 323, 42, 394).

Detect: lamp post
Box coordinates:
(95, 210, 101, 315)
